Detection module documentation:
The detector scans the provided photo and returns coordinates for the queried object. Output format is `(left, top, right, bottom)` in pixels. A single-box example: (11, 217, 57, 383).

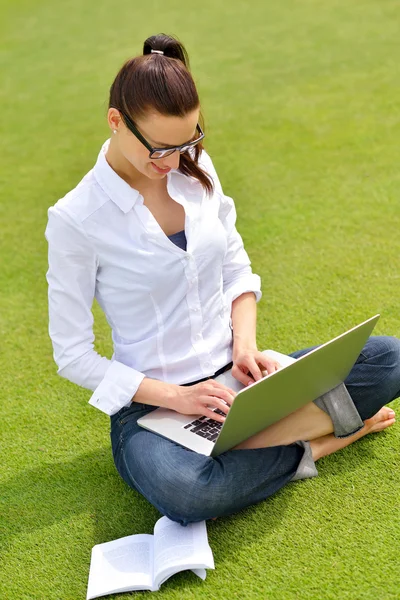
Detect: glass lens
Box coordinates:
(150, 131, 204, 159)
(151, 149, 175, 159)
(182, 135, 204, 151)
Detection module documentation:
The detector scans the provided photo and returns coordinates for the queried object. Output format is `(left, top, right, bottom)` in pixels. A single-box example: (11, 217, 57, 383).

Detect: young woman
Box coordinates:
(46, 33, 399, 525)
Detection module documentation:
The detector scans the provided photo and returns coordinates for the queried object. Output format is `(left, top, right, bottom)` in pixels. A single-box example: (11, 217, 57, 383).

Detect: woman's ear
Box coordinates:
(107, 108, 122, 133)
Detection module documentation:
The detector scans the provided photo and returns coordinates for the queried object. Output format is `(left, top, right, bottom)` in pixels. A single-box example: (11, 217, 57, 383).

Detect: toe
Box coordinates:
(380, 407, 395, 419)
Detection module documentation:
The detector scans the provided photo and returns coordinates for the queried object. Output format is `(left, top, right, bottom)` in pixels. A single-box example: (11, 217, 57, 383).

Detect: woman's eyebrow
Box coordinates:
(151, 140, 173, 148)
(151, 128, 197, 147)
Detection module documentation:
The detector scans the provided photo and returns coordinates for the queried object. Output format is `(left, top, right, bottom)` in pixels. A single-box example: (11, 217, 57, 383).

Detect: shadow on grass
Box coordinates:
(2, 432, 380, 561)
(0, 446, 294, 595)
(1, 448, 160, 549)
(1, 444, 309, 559)
(2, 434, 390, 596)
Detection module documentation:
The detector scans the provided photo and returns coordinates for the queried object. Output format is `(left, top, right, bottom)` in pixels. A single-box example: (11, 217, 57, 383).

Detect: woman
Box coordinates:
(46, 33, 399, 526)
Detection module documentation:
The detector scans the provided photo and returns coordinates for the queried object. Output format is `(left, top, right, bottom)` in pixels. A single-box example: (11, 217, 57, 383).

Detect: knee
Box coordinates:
(364, 336, 400, 368)
(154, 463, 227, 525)
(123, 436, 227, 525)
(363, 336, 400, 401)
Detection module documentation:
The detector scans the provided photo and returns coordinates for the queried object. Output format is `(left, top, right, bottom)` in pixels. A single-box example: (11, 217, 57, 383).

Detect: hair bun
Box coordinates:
(143, 33, 190, 69)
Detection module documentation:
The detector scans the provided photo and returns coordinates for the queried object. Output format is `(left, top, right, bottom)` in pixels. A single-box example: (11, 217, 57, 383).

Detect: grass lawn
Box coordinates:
(1, 0, 400, 598)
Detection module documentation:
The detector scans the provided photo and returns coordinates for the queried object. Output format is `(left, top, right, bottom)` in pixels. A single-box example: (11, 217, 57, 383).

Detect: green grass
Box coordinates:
(1, 0, 400, 598)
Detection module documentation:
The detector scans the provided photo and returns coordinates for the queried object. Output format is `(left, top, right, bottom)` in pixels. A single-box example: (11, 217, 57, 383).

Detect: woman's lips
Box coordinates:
(151, 162, 171, 174)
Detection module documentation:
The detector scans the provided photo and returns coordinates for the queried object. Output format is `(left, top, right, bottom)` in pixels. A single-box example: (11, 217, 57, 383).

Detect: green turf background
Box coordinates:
(1, 0, 400, 598)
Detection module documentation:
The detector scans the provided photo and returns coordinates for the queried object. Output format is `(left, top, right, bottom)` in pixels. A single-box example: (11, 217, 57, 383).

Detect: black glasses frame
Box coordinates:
(118, 110, 205, 159)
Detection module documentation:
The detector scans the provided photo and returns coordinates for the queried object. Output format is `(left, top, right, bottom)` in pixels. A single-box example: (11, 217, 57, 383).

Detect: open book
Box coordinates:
(87, 516, 214, 598)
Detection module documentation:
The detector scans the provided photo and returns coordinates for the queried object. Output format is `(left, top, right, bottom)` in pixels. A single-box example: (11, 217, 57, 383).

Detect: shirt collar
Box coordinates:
(93, 140, 140, 213)
(93, 139, 187, 214)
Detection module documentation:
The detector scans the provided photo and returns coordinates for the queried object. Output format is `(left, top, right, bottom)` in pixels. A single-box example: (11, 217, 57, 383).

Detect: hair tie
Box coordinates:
(151, 49, 164, 55)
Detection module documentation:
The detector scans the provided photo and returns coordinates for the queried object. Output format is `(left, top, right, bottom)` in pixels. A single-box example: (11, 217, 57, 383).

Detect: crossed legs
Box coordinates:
(235, 336, 400, 460)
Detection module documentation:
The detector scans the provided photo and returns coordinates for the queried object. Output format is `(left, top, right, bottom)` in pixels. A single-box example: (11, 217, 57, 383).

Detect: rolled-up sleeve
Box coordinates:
(199, 150, 262, 307)
(45, 207, 145, 415)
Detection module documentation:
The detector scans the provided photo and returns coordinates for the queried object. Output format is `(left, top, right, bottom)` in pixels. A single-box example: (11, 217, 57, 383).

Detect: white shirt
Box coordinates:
(45, 141, 262, 416)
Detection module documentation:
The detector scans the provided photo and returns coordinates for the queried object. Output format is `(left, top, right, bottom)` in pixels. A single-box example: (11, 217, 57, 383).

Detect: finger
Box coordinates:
(210, 397, 231, 415)
(257, 355, 281, 375)
(197, 384, 235, 407)
(260, 364, 280, 376)
(202, 405, 226, 423)
(208, 380, 237, 400)
(246, 358, 264, 382)
(213, 390, 235, 406)
(231, 365, 254, 387)
(212, 386, 236, 405)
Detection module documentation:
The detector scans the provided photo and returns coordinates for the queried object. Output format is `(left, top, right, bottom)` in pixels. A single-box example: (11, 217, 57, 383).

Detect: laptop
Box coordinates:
(138, 315, 379, 456)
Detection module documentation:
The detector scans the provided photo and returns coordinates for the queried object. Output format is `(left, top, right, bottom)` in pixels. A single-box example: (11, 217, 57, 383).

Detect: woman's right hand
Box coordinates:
(170, 380, 237, 423)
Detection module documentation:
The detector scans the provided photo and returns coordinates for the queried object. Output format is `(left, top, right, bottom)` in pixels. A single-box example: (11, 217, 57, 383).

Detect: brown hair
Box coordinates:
(109, 33, 214, 195)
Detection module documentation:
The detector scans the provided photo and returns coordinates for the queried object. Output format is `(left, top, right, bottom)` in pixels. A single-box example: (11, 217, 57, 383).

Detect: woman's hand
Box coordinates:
(170, 380, 237, 423)
(232, 348, 281, 387)
(229, 293, 280, 387)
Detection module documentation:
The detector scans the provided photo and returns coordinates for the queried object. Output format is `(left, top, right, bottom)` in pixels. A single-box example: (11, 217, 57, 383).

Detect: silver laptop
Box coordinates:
(138, 315, 379, 456)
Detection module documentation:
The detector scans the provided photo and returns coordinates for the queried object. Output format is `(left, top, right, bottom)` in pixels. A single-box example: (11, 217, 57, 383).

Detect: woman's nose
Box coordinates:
(162, 150, 181, 170)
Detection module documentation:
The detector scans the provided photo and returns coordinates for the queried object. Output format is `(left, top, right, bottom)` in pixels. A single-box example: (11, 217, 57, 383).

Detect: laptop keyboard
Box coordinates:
(183, 409, 226, 442)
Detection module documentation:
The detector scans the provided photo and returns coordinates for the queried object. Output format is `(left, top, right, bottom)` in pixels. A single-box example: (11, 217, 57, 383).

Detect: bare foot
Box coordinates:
(310, 406, 396, 461)
(364, 406, 396, 433)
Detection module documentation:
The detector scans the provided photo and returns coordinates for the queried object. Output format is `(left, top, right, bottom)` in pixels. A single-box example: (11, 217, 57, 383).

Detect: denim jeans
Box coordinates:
(110, 336, 400, 526)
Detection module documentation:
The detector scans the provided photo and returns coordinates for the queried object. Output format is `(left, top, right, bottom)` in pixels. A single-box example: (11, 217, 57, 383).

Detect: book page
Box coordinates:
(86, 534, 154, 599)
(153, 517, 214, 589)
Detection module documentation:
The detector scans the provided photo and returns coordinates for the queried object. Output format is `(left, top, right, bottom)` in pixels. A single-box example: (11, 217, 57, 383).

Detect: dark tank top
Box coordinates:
(167, 229, 187, 251)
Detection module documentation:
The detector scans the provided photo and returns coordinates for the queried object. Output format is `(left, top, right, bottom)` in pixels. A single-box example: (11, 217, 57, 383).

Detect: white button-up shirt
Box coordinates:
(45, 141, 261, 415)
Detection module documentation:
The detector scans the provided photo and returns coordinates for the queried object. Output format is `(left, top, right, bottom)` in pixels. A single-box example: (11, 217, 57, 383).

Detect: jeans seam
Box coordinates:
(119, 442, 173, 519)
(118, 403, 149, 425)
(119, 413, 140, 426)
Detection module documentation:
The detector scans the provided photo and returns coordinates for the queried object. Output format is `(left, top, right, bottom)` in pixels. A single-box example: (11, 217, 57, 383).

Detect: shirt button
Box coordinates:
(204, 362, 211, 369)
(195, 333, 202, 341)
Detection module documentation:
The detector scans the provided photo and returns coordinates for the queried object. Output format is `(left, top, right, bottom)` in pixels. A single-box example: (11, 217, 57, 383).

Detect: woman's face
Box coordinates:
(108, 107, 200, 180)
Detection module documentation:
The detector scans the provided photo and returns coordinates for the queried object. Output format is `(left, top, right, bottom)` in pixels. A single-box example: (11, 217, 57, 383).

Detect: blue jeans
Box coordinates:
(110, 336, 400, 526)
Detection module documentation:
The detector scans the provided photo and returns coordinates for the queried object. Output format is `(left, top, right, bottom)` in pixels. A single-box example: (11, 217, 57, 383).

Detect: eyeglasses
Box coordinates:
(119, 110, 205, 159)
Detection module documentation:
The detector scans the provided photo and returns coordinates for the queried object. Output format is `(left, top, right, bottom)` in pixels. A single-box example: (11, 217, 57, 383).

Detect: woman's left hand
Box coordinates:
(232, 348, 281, 387)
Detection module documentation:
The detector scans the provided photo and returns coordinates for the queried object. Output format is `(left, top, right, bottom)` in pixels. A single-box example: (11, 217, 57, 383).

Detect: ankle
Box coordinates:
(309, 422, 369, 462)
